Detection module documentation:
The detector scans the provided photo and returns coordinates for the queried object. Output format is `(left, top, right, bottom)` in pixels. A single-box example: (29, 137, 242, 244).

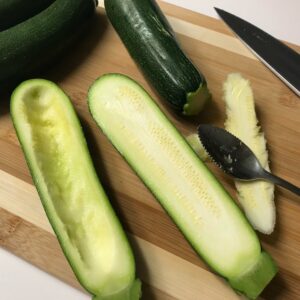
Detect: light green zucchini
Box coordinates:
(11, 79, 141, 300)
(88, 73, 277, 300)
(186, 133, 209, 161)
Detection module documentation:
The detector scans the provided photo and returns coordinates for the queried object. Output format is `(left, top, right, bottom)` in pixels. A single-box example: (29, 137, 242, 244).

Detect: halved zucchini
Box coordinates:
(11, 79, 141, 300)
(88, 73, 277, 299)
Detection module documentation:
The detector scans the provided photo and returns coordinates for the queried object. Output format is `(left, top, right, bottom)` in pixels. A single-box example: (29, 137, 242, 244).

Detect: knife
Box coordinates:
(215, 8, 300, 96)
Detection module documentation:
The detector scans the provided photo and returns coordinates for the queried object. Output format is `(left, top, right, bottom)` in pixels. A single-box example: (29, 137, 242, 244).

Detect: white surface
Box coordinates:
(1, 1, 299, 300)
(0, 248, 89, 300)
(165, 0, 300, 44)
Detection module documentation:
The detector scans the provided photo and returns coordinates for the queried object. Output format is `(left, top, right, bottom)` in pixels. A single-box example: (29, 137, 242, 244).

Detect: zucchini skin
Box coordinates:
(104, 0, 210, 115)
(0, 0, 54, 31)
(0, 0, 97, 85)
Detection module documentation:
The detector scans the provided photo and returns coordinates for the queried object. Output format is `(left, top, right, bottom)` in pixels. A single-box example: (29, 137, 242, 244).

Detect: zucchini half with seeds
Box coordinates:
(104, 0, 211, 116)
(88, 73, 277, 300)
(186, 74, 275, 234)
(11, 79, 141, 300)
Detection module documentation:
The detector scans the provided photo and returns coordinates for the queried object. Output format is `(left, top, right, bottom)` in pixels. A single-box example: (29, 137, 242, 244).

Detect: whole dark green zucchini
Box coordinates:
(0, 0, 54, 31)
(104, 0, 211, 116)
(0, 0, 97, 85)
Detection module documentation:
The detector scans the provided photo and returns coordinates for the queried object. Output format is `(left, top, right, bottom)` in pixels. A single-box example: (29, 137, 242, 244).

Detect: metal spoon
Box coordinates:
(198, 124, 300, 196)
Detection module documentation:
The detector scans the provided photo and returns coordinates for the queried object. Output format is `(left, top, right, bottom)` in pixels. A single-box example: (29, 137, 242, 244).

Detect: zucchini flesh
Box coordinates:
(11, 79, 141, 300)
(0, 0, 96, 85)
(88, 74, 277, 299)
(0, 0, 54, 31)
(223, 73, 275, 234)
(104, 0, 211, 115)
(186, 133, 209, 161)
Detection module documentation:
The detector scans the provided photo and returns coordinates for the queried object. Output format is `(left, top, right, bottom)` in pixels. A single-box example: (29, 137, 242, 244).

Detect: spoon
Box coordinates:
(198, 124, 300, 196)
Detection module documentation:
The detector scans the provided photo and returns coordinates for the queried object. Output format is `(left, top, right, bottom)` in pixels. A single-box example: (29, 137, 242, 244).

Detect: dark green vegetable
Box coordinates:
(88, 73, 277, 300)
(0, 0, 54, 31)
(104, 0, 211, 116)
(11, 79, 141, 300)
(0, 0, 97, 85)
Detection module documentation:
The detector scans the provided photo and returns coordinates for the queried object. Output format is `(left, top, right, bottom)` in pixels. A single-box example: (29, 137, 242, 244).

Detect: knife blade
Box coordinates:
(215, 7, 300, 96)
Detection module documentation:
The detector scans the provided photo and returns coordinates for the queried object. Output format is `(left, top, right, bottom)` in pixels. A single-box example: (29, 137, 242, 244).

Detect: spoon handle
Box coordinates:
(262, 170, 300, 196)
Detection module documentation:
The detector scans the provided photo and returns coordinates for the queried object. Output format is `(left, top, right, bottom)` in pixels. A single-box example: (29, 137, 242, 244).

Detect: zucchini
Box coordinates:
(186, 133, 209, 161)
(0, 0, 54, 31)
(88, 74, 277, 299)
(104, 0, 211, 116)
(11, 79, 141, 300)
(0, 0, 96, 85)
(223, 73, 275, 234)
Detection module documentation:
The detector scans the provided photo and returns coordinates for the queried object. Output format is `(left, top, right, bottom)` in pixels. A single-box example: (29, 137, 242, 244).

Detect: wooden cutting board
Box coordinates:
(1, 2, 300, 299)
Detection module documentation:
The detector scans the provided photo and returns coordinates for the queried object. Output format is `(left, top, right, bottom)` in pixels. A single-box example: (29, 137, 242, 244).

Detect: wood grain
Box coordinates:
(1, 2, 300, 299)
(0, 171, 242, 300)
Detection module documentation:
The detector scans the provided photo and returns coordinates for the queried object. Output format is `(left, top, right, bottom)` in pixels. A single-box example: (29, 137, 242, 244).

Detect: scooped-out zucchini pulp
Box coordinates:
(88, 74, 277, 299)
(10, 79, 141, 300)
(185, 73, 275, 234)
(223, 73, 275, 234)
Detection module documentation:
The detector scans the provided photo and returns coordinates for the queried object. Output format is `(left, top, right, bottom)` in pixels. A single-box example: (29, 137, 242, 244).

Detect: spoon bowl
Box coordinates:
(198, 124, 300, 196)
